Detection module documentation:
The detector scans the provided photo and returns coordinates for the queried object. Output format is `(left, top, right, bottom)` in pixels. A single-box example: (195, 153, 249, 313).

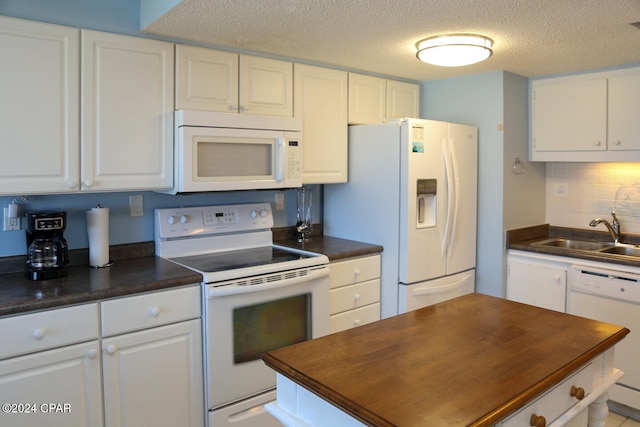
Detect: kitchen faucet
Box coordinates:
(589, 211, 621, 245)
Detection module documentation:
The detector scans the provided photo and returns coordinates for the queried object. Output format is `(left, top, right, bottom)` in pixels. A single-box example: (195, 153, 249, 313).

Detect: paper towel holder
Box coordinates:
(87, 205, 113, 268)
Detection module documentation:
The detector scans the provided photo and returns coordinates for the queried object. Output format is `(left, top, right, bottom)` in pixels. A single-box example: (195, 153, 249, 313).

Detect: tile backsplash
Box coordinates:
(547, 163, 640, 234)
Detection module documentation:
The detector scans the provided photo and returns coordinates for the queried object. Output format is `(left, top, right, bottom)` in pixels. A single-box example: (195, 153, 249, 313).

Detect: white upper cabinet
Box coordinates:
(175, 45, 238, 112)
(348, 73, 420, 124)
(0, 16, 80, 195)
(608, 73, 640, 151)
(294, 64, 348, 184)
(81, 30, 174, 191)
(240, 54, 293, 116)
(531, 67, 640, 161)
(175, 45, 293, 116)
(386, 79, 420, 120)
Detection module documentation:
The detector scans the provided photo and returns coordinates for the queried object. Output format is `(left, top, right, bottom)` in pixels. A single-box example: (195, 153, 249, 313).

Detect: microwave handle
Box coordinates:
(276, 137, 285, 182)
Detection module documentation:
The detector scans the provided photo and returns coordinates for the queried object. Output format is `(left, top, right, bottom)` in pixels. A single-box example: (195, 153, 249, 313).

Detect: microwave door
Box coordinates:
(178, 127, 287, 192)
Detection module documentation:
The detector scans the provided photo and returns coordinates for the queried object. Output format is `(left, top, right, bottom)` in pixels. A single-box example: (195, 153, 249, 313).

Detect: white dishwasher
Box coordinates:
(567, 265, 640, 410)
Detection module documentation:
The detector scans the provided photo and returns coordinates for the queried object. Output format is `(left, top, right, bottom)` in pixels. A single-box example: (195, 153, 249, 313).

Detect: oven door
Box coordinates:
(176, 126, 302, 192)
(204, 266, 329, 409)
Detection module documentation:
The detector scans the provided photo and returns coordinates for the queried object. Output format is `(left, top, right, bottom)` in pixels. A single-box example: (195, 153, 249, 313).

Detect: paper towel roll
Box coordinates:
(87, 206, 109, 267)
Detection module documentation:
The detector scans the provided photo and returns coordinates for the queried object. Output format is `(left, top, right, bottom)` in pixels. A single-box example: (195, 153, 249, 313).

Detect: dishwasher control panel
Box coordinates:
(570, 265, 640, 303)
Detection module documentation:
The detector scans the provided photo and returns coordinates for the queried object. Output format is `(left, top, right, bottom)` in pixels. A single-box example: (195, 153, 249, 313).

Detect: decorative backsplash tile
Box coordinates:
(547, 163, 640, 234)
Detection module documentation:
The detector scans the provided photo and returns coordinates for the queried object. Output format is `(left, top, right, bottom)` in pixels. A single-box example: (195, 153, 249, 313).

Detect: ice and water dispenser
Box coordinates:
(416, 179, 436, 228)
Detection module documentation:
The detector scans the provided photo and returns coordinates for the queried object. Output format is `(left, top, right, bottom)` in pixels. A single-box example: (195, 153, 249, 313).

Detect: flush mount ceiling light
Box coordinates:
(416, 34, 493, 67)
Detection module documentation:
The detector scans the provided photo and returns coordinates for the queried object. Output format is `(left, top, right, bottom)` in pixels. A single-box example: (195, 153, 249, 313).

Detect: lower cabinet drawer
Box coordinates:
(330, 303, 380, 334)
(101, 285, 201, 337)
(501, 363, 593, 427)
(330, 255, 381, 289)
(0, 303, 99, 360)
(330, 279, 380, 315)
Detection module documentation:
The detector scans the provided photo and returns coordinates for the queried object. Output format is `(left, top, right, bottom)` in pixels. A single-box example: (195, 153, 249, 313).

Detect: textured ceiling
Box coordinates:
(142, 0, 640, 82)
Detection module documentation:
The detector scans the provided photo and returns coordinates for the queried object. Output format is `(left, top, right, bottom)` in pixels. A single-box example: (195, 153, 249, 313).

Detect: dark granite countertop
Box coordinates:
(1, 232, 381, 318)
(275, 235, 383, 262)
(507, 224, 640, 268)
(0, 243, 202, 317)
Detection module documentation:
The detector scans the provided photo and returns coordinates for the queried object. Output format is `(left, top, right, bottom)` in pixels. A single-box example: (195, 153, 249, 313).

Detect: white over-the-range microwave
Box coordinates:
(162, 110, 303, 193)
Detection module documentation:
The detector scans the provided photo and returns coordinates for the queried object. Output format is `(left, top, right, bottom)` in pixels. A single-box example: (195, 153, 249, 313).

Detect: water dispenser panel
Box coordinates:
(417, 179, 437, 229)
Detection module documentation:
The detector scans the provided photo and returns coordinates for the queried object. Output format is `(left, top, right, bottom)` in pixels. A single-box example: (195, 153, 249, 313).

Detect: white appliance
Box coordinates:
(164, 110, 303, 194)
(155, 203, 330, 427)
(324, 118, 477, 318)
(567, 265, 640, 410)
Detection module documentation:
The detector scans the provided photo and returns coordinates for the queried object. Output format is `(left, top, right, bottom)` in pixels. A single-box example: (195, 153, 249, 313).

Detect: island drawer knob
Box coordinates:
(530, 413, 546, 427)
(570, 385, 585, 400)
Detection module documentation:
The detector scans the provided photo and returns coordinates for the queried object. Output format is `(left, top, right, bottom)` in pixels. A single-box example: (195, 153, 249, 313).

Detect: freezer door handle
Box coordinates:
(410, 278, 467, 296)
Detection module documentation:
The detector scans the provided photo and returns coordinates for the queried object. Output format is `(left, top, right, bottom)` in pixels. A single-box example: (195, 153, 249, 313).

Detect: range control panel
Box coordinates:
(155, 203, 273, 239)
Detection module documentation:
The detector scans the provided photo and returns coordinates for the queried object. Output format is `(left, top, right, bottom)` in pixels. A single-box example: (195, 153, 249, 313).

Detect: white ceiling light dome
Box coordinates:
(416, 34, 493, 67)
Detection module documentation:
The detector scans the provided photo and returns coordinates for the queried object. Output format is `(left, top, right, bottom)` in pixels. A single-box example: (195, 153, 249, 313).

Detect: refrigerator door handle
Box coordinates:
(442, 138, 455, 258)
(449, 138, 461, 256)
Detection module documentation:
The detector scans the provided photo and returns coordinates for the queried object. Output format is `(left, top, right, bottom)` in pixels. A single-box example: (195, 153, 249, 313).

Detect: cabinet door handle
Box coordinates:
(614, 140, 621, 146)
(595, 141, 602, 146)
(570, 385, 585, 400)
(530, 413, 546, 427)
(106, 345, 117, 354)
(87, 349, 98, 359)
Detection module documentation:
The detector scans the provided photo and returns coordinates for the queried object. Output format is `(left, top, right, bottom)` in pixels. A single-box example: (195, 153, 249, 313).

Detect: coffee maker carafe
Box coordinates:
(25, 211, 69, 281)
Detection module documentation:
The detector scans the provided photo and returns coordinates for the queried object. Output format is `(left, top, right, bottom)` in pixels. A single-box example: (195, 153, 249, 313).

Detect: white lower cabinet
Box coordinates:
(329, 255, 381, 333)
(102, 319, 203, 427)
(100, 285, 203, 427)
(0, 286, 203, 427)
(506, 253, 567, 312)
(0, 304, 102, 427)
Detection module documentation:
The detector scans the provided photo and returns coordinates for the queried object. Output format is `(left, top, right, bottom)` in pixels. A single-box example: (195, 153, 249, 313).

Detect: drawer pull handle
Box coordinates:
(150, 307, 160, 318)
(106, 345, 117, 354)
(87, 349, 98, 359)
(530, 414, 546, 427)
(354, 294, 360, 301)
(33, 328, 44, 340)
(353, 319, 360, 326)
(570, 385, 585, 400)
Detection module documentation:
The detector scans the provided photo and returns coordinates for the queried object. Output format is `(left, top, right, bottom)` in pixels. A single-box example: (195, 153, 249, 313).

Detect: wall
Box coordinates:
(546, 163, 640, 235)
(422, 71, 546, 297)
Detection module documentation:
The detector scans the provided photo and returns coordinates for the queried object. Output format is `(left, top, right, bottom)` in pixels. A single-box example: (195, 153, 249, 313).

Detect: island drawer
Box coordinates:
(101, 285, 201, 337)
(0, 303, 99, 360)
(330, 279, 380, 315)
(330, 255, 380, 289)
(330, 303, 380, 333)
(500, 362, 593, 427)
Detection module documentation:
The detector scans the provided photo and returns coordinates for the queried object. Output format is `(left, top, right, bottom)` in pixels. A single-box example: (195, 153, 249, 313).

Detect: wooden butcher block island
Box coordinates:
(262, 293, 629, 427)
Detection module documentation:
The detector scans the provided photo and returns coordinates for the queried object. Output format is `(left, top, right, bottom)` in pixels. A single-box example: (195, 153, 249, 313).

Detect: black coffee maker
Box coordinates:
(25, 211, 69, 281)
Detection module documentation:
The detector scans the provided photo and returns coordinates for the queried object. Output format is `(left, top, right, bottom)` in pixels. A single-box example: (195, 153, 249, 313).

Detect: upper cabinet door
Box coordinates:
(532, 78, 607, 153)
(348, 73, 386, 124)
(386, 80, 420, 120)
(81, 30, 174, 191)
(239, 55, 293, 116)
(0, 16, 80, 195)
(294, 64, 348, 184)
(608, 73, 640, 151)
(175, 45, 239, 112)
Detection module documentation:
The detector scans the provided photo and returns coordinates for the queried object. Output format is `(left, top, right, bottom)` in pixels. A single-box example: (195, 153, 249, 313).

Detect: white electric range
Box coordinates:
(154, 203, 330, 427)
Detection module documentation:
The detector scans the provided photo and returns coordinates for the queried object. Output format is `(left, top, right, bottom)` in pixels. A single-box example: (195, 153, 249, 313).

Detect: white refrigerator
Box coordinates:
(324, 118, 477, 318)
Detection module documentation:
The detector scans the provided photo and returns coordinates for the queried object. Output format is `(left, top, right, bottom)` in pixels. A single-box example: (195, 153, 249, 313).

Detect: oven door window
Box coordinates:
(233, 294, 311, 364)
(195, 136, 274, 181)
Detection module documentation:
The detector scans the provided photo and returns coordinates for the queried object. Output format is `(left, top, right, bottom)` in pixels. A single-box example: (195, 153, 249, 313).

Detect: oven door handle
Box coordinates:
(207, 267, 329, 298)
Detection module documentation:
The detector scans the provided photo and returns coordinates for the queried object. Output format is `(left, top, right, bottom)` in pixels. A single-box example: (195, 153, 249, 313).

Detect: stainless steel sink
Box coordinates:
(598, 245, 640, 257)
(532, 238, 612, 251)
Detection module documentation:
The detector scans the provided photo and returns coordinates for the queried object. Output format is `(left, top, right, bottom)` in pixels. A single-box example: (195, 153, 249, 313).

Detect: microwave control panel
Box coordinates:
(285, 135, 302, 182)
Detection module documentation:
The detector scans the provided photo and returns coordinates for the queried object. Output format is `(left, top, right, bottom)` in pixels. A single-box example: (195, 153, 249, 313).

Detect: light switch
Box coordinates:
(129, 195, 144, 217)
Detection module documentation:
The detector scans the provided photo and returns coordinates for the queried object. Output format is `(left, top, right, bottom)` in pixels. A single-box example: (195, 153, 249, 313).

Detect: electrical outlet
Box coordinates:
(275, 192, 285, 210)
(3, 207, 20, 231)
(129, 195, 144, 217)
